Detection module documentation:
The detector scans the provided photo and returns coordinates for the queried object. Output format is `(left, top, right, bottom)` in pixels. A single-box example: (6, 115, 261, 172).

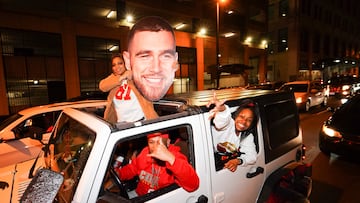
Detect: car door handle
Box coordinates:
(246, 166, 264, 178)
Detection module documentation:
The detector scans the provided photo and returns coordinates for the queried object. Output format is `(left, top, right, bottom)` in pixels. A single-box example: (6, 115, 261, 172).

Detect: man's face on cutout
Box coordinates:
(123, 30, 178, 101)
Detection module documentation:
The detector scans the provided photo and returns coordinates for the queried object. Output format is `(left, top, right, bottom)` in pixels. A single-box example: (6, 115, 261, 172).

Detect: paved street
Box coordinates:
(299, 97, 360, 203)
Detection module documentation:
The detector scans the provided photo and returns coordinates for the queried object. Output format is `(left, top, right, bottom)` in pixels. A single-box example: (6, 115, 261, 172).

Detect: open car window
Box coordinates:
(97, 124, 196, 202)
(211, 101, 260, 171)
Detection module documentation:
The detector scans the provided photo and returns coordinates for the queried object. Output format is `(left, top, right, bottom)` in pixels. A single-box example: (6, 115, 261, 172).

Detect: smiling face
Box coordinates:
(234, 108, 254, 132)
(111, 56, 126, 76)
(123, 30, 178, 101)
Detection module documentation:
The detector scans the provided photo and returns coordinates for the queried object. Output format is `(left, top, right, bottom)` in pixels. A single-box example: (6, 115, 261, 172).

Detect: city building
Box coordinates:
(0, 0, 268, 115)
(267, 0, 360, 82)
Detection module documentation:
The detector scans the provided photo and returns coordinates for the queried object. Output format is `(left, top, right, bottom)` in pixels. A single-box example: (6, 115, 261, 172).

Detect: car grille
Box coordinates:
(17, 179, 32, 201)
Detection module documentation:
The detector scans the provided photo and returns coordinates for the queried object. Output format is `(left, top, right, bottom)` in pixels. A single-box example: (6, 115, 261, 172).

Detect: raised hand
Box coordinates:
(119, 70, 133, 82)
(206, 91, 226, 119)
(147, 137, 175, 165)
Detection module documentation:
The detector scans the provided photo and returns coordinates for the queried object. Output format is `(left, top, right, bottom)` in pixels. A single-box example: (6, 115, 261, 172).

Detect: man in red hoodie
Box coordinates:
(115, 132, 199, 196)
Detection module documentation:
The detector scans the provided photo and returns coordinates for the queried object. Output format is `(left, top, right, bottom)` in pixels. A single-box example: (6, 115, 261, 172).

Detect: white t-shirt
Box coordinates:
(211, 105, 257, 166)
(113, 80, 144, 122)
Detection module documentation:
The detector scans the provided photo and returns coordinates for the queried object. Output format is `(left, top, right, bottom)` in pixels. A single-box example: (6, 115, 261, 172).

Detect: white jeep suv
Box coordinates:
(7, 89, 312, 203)
(0, 100, 107, 168)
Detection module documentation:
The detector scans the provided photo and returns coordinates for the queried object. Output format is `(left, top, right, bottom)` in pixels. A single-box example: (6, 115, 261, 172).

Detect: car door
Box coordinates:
(205, 107, 266, 203)
(90, 114, 211, 203)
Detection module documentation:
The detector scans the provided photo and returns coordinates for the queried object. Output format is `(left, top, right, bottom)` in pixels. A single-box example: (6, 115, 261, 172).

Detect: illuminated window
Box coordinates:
(278, 28, 288, 52)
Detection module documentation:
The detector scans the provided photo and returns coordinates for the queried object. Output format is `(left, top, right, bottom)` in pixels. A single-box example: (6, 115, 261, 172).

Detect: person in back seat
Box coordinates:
(207, 92, 258, 172)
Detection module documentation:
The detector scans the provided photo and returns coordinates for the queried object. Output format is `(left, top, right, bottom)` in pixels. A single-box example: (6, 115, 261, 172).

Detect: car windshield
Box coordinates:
(0, 113, 22, 131)
(45, 113, 96, 202)
(280, 84, 308, 92)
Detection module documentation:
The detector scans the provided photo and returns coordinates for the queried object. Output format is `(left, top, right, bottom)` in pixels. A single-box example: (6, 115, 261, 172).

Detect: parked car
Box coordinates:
(279, 80, 328, 112)
(12, 88, 312, 203)
(319, 94, 360, 156)
(327, 75, 360, 98)
(0, 100, 107, 169)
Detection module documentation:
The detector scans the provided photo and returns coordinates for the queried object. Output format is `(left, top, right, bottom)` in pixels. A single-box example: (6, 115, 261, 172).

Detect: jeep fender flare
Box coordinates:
(257, 162, 312, 203)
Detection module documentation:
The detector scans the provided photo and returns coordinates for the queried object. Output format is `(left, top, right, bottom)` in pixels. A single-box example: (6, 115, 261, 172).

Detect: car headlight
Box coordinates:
(341, 98, 348, 104)
(342, 85, 350, 91)
(322, 125, 342, 138)
(296, 97, 302, 103)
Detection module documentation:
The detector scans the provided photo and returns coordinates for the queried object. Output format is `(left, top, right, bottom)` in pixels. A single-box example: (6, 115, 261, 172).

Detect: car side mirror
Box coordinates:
(20, 168, 63, 202)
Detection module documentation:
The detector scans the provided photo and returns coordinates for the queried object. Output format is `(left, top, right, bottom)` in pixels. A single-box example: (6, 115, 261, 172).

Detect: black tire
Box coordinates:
(319, 139, 331, 156)
(268, 184, 310, 203)
(319, 145, 331, 156)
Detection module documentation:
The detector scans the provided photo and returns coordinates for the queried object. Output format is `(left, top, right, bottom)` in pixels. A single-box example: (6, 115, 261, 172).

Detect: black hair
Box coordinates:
(111, 53, 124, 62)
(232, 99, 259, 139)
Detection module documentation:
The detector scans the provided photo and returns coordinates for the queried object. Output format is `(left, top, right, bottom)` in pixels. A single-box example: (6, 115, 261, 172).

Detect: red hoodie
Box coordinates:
(116, 145, 199, 196)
